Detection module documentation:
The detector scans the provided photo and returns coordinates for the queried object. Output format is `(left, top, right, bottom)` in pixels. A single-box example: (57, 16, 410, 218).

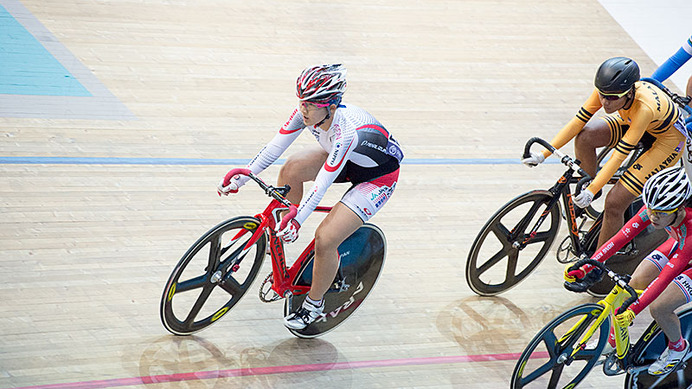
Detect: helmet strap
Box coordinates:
(315, 104, 333, 127)
(314, 108, 331, 128)
(622, 87, 635, 110)
(671, 208, 686, 227)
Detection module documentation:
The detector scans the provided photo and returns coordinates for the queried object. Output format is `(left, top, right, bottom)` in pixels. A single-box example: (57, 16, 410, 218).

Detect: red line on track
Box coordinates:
(12, 351, 549, 389)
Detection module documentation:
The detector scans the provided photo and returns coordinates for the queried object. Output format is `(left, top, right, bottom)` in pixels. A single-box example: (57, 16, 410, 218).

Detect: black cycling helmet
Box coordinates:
(594, 57, 640, 93)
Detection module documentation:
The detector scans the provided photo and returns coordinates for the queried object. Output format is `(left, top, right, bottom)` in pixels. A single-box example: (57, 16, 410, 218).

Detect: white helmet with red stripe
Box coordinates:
(296, 64, 347, 105)
(643, 166, 692, 211)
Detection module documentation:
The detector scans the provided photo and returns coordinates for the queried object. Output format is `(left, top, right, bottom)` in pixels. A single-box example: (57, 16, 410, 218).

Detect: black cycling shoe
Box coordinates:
(564, 267, 604, 293)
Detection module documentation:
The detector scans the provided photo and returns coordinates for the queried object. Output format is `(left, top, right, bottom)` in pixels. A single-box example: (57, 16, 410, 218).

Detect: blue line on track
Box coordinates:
(0, 156, 560, 165)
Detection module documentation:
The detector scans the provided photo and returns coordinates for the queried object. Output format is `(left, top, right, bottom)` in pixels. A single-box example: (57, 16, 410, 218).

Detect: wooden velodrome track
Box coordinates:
(1, 0, 691, 388)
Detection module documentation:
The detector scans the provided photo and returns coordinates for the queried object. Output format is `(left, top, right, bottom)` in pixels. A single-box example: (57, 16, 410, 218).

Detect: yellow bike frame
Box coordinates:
(560, 284, 642, 360)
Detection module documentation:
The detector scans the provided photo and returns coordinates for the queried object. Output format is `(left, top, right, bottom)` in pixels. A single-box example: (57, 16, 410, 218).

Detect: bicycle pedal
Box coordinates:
(602, 353, 625, 376)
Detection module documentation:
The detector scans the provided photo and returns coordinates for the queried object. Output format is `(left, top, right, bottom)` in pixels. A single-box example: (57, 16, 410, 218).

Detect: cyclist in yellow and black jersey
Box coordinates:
(523, 57, 686, 249)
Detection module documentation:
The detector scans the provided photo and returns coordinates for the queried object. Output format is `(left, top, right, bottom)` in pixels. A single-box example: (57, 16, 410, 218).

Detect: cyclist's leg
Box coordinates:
(629, 238, 677, 289)
(310, 168, 399, 301)
(647, 270, 692, 374)
(649, 276, 690, 345)
(308, 203, 364, 301)
(277, 146, 327, 204)
(598, 182, 637, 247)
(598, 139, 682, 247)
(574, 118, 615, 178)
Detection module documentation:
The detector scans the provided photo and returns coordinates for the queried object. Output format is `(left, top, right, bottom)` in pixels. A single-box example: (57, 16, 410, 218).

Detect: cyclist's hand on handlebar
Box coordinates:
(573, 188, 594, 208)
(564, 264, 586, 283)
(277, 219, 300, 243)
(614, 308, 636, 327)
(217, 171, 250, 196)
(521, 152, 545, 167)
(217, 175, 240, 195)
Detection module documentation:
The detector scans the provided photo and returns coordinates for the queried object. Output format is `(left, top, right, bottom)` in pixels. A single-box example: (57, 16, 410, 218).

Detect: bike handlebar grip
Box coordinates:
(278, 205, 298, 231)
(523, 137, 556, 158)
(222, 168, 253, 186)
(572, 257, 602, 271)
(619, 287, 639, 313)
(575, 175, 591, 196)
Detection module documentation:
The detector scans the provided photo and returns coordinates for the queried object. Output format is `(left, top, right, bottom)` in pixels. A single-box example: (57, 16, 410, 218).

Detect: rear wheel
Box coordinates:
(466, 190, 560, 296)
(285, 224, 386, 338)
(160, 216, 266, 335)
(510, 303, 609, 389)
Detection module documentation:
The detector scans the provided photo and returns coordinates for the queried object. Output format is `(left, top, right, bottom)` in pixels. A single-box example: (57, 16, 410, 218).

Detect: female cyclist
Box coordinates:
(523, 57, 686, 250)
(217, 64, 403, 330)
(566, 166, 692, 375)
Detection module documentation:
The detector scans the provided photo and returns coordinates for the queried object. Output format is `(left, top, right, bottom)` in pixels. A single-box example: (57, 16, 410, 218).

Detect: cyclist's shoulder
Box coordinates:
(630, 81, 673, 115)
(334, 104, 384, 129)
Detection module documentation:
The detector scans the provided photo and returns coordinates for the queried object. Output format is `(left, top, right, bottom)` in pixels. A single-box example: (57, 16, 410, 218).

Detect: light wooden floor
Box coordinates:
(0, 0, 686, 388)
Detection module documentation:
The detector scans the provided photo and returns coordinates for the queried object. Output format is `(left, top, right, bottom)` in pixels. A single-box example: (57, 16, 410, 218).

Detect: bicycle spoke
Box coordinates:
(476, 248, 509, 275)
(219, 276, 243, 296)
(506, 249, 519, 282)
(522, 358, 560, 384)
(175, 274, 208, 293)
(542, 331, 559, 358)
(490, 222, 512, 246)
(183, 285, 215, 325)
(547, 364, 566, 389)
(207, 233, 222, 270)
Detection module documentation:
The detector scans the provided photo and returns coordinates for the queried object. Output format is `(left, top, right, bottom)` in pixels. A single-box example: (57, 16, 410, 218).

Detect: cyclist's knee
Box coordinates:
(604, 186, 635, 214)
(279, 155, 315, 183)
(278, 156, 301, 180)
(576, 122, 610, 148)
(649, 300, 673, 320)
(314, 231, 339, 257)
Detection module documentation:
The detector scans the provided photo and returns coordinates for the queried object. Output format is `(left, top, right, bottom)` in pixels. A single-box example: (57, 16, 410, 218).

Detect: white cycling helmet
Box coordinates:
(296, 64, 347, 105)
(642, 166, 692, 211)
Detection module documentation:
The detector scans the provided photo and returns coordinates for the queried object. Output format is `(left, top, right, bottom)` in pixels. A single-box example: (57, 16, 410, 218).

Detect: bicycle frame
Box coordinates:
(519, 138, 598, 255)
(565, 258, 643, 364)
(562, 283, 636, 362)
(221, 168, 335, 300)
(254, 200, 333, 299)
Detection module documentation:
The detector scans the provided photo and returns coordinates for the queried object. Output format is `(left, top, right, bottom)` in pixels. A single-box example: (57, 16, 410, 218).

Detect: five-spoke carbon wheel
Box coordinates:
(160, 216, 266, 335)
(466, 190, 560, 296)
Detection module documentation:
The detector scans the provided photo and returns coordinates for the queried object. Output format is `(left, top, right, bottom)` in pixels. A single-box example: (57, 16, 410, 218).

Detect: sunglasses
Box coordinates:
(300, 101, 330, 108)
(649, 207, 678, 217)
(598, 89, 630, 101)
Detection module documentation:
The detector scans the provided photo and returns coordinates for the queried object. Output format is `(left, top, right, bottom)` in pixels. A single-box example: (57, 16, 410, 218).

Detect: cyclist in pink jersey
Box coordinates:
(217, 64, 403, 330)
(565, 166, 692, 375)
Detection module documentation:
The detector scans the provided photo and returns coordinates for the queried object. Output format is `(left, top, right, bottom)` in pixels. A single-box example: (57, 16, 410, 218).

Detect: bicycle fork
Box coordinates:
(557, 305, 610, 365)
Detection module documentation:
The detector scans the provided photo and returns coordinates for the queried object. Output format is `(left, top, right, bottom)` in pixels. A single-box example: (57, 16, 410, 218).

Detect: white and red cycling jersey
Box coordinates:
(586, 206, 692, 314)
(243, 104, 403, 225)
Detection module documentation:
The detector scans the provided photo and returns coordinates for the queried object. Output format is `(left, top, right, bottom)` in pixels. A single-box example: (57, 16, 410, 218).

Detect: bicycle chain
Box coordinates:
(259, 272, 282, 303)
